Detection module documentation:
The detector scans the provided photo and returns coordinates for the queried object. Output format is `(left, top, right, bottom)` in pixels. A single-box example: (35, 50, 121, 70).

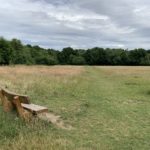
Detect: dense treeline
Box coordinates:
(0, 37, 150, 65)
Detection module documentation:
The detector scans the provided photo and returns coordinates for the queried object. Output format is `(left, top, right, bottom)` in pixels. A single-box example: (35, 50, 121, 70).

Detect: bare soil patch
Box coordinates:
(38, 112, 73, 130)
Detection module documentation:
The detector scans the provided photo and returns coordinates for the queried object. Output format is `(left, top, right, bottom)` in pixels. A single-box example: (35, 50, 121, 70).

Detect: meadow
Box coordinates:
(0, 65, 150, 150)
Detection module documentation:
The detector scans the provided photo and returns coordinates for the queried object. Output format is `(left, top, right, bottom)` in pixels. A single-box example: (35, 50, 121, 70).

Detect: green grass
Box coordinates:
(0, 66, 150, 150)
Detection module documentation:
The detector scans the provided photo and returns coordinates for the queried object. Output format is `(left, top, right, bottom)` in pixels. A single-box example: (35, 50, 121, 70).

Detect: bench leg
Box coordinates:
(12, 96, 32, 122)
(0, 90, 14, 112)
(0, 90, 2, 105)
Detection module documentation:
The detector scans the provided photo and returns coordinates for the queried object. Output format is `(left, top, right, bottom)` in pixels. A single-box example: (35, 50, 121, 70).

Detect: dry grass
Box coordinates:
(0, 65, 84, 76)
(0, 65, 84, 94)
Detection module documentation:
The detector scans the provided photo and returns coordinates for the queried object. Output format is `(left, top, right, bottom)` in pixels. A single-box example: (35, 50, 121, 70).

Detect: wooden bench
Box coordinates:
(0, 88, 48, 121)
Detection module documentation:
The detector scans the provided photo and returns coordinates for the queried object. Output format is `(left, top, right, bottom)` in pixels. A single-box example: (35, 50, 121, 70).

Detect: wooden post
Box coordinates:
(0, 89, 14, 112)
(12, 96, 32, 122)
(0, 89, 2, 105)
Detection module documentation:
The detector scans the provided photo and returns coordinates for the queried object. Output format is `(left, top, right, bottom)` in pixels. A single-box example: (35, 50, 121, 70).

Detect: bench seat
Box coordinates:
(21, 103, 48, 115)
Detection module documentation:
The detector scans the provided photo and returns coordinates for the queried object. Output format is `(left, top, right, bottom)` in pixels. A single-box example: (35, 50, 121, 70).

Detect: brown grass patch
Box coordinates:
(0, 65, 84, 76)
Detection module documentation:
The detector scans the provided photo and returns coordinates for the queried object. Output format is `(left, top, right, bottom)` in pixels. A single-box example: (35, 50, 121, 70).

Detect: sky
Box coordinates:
(0, 0, 150, 50)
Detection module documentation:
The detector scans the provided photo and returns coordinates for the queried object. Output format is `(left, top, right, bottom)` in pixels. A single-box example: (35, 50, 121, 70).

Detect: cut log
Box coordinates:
(1, 89, 30, 104)
(21, 103, 48, 115)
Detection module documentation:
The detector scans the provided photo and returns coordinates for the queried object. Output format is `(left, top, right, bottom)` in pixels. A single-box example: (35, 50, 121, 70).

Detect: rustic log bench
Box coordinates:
(0, 88, 72, 129)
(0, 88, 48, 121)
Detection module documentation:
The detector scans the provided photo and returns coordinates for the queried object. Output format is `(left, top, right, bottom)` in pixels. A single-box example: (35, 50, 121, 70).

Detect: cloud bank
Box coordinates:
(0, 0, 150, 49)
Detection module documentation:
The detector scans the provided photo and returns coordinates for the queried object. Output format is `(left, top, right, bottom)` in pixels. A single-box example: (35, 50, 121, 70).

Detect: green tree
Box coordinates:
(23, 46, 35, 65)
(58, 47, 76, 64)
(10, 39, 25, 64)
(85, 47, 106, 65)
(70, 55, 86, 65)
(0, 37, 12, 64)
(129, 49, 146, 65)
(140, 54, 150, 65)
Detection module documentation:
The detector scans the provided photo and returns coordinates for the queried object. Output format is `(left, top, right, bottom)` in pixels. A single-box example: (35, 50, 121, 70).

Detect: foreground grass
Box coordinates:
(0, 66, 150, 150)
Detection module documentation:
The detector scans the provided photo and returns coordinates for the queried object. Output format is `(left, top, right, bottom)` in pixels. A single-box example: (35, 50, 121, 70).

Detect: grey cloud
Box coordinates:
(0, 0, 150, 49)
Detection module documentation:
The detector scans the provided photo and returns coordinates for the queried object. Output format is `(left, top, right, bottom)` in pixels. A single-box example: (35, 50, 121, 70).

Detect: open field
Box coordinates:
(0, 65, 150, 150)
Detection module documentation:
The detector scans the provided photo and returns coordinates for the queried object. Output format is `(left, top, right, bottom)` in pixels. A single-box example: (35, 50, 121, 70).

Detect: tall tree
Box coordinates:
(85, 47, 106, 65)
(58, 47, 76, 64)
(129, 49, 146, 65)
(0, 37, 12, 64)
(10, 39, 25, 64)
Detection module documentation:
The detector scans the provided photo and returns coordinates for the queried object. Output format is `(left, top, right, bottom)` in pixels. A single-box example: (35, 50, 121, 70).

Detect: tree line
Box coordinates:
(0, 37, 150, 65)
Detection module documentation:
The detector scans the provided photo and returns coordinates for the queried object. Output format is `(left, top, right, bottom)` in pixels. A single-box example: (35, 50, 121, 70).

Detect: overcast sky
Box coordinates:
(0, 0, 150, 49)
